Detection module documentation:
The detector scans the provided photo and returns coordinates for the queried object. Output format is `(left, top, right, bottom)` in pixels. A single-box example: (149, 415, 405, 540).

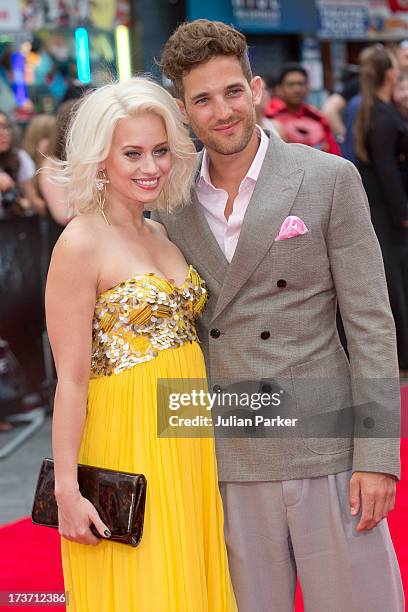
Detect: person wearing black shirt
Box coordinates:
(355, 45, 408, 373)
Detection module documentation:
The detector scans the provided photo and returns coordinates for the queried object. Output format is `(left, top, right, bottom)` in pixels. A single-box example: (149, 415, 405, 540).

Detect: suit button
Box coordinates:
(261, 383, 272, 394)
(213, 385, 222, 393)
(260, 331, 270, 340)
(277, 279, 287, 288)
(210, 328, 221, 338)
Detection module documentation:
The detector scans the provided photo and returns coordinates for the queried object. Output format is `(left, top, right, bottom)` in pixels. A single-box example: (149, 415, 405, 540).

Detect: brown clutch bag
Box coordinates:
(31, 458, 147, 547)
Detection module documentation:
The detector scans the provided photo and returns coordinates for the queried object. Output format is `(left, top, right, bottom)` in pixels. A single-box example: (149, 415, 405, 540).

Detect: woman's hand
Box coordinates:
(18, 196, 32, 211)
(32, 195, 46, 216)
(56, 490, 112, 546)
(0, 172, 14, 192)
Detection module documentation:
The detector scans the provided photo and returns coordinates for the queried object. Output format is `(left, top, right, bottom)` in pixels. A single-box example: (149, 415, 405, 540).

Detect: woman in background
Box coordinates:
(36, 101, 76, 260)
(0, 111, 40, 213)
(23, 113, 56, 217)
(354, 45, 408, 374)
(38, 100, 76, 227)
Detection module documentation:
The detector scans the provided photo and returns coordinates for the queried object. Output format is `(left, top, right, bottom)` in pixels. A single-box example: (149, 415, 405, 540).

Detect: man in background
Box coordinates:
(265, 63, 341, 154)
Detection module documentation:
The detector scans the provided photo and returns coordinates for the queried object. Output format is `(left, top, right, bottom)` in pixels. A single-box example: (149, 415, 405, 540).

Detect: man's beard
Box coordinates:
(193, 112, 256, 156)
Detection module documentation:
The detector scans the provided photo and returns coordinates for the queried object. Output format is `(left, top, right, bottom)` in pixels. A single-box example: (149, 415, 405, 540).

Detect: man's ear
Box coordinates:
(251, 76, 263, 106)
(175, 98, 190, 125)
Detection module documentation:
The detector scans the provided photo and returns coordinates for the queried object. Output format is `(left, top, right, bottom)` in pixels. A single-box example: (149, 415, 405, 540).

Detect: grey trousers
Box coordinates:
(219, 471, 404, 612)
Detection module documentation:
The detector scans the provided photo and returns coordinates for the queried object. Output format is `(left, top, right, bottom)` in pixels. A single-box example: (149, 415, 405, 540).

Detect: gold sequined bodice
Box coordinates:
(91, 265, 207, 378)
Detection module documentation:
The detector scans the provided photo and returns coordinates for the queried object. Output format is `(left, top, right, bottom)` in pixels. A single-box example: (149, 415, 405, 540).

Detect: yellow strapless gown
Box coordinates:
(60, 266, 237, 612)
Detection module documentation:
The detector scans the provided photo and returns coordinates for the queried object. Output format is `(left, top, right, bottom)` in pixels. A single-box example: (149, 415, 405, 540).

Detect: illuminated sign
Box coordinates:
(75, 27, 91, 84)
(11, 52, 29, 106)
(115, 25, 131, 81)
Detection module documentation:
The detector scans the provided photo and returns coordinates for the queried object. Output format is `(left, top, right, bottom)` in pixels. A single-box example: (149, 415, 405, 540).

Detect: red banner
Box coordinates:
(388, 0, 408, 12)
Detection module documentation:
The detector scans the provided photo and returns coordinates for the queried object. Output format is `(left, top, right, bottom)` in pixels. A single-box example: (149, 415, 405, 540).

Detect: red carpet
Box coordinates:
(1, 385, 407, 611)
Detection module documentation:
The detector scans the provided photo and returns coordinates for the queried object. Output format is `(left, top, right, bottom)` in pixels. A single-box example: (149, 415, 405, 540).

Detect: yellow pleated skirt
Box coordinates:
(60, 341, 237, 611)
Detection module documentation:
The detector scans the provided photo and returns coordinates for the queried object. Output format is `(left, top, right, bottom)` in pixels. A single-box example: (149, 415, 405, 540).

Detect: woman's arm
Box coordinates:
(0, 171, 15, 192)
(16, 150, 42, 213)
(20, 177, 46, 215)
(39, 163, 71, 225)
(322, 93, 347, 139)
(46, 222, 110, 545)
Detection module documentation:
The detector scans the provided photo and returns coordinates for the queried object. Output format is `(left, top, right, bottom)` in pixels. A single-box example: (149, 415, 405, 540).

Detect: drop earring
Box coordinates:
(96, 168, 110, 226)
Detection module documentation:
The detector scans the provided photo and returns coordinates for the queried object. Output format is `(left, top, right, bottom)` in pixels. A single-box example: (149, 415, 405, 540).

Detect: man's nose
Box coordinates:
(214, 98, 233, 121)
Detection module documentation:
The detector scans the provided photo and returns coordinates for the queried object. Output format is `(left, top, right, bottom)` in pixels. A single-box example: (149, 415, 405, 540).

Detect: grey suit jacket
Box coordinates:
(153, 132, 401, 481)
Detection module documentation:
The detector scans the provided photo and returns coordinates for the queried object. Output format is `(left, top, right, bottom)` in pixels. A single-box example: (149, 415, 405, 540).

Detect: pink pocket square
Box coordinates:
(275, 216, 309, 241)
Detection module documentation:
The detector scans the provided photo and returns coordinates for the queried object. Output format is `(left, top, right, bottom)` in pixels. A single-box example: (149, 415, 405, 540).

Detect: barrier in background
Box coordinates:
(0, 212, 54, 457)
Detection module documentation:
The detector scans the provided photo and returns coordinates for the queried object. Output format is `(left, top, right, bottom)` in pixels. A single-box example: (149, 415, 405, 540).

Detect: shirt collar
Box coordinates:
(198, 125, 269, 189)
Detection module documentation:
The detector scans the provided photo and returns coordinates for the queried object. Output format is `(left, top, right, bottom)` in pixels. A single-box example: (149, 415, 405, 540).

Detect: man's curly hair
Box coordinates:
(159, 19, 252, 99)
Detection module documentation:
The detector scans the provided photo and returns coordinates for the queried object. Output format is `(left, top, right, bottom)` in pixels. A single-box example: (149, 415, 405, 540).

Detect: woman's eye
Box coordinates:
(153, 147, 169, 156)
(125, 151, 141, 158)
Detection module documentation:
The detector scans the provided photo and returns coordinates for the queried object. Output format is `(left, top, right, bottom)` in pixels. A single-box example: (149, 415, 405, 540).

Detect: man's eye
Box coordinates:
(227, 89, 242, 96)
(195, 98, 208, 105)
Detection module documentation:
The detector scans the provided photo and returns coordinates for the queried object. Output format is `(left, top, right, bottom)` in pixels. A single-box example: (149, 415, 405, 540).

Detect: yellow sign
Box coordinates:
(90, 0, 116, 30)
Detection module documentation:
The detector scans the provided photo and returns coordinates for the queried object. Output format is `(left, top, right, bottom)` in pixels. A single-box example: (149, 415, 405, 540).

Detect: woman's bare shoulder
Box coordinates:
(47, 214, 105, 297)
(52, 214, 101, 261)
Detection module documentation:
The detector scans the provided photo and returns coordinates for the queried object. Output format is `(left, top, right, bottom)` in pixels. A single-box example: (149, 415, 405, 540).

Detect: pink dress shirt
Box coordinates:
(196, 126, 269, 262)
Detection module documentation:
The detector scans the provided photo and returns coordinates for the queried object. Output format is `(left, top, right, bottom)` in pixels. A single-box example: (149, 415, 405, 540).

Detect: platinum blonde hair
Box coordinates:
(55, 77, 197, 214)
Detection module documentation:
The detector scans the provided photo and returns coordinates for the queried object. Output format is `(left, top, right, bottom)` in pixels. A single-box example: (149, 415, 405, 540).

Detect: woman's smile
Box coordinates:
(132, 177, 160, 190)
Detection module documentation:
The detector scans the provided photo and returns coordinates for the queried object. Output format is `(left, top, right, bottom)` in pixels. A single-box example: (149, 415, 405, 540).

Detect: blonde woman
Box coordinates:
(23, 114, 56, 175)
(45, 78, 237, 611)
(38, 101, 77, 227)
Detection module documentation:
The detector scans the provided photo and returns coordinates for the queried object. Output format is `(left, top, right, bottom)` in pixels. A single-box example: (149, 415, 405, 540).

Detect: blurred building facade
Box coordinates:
(0, 0, 137, 114)
(2, 2, 408, 115)
(186, 0, 408, 104)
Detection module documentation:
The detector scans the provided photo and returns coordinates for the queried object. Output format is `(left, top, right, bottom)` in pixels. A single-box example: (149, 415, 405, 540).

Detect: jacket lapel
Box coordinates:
(211, 135, 304, 321)
(177, 191, 228, 286)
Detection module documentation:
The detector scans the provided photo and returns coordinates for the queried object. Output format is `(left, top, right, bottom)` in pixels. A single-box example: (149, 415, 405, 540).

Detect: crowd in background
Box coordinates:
(1, 40, 408, 376)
